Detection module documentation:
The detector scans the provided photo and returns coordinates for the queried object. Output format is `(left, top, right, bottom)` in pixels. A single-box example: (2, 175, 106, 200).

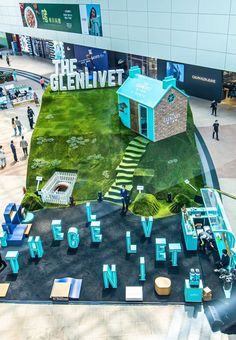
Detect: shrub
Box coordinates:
(169, 193, 193, 213)
(130, 193, 160, 216)
(22, 192, 44, 211)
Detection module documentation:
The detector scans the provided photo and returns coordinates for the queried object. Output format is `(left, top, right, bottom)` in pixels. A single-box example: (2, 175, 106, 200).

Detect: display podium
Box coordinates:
(184, 279, 203, 303)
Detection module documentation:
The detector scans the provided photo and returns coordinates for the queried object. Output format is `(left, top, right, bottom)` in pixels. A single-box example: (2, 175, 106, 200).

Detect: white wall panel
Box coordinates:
(171, 46, 196, 65)
(228, 16, 236, 35)
(148, 0, 171, 12)
(127, 0, 148, 12)
(128, 11, 148, 27)
(196, 50, 225, 69)
(199, 0, 231, 15)
(198, 15, 229, 34)
(111, 38, 129, 53)
(110, 25, 128, 40)
(172, 0, 199, 14)
(148, 12, 171, 29)
(109, 11, 127, 26)
(197, 33, 227, 53)
(172, 14, 198, 31)
(227, 35, 236, 54)
(128, 26, 148, 43)
(171, 30, 197, 49)
(129, 40, 148, 56)
(148, 28, 171, 45)
(231, 1, 236, 15)
(149, 43, 171, 60)
(109, 0, 126, 11)
(225, 53, 236, 72)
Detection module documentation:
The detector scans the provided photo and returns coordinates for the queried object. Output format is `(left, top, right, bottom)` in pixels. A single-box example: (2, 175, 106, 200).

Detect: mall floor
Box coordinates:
(0, 54, 235, 339)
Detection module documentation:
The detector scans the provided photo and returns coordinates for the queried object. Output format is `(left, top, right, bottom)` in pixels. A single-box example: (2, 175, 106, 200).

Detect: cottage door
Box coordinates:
(130, 100, 139, 133)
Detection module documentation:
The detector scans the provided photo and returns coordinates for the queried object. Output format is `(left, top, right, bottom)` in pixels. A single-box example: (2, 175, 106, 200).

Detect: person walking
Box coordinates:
(12, 69, 17, 82)
(15, 116, 23, 136)
(210, 100, 217, 116)
(27, 106, 35, 129)
(213, 120, 219, 141)
(10, 140, 18, 162)
(39, 76, 45, 89)
(12, 117, 17, 136)
(6, 53, 10, 67)
(20, 136, 28, 157)
(0, 145, 6, 168)
(33, 91, 39, 106)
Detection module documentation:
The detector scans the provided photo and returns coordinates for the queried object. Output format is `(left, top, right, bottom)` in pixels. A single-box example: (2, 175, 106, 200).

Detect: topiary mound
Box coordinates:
(22, 192, 44, 211)
(169, 193, 194, 213)
(130, 193, 160, 216)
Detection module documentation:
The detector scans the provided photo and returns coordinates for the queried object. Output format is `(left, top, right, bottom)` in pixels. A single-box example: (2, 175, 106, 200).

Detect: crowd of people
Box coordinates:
(0, 104, 37, 169)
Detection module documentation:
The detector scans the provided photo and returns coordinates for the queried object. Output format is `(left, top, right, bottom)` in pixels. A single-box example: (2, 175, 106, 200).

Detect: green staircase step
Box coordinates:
(129, 141, 146, 149)
(117, 162, 138, 169)
(126, 146, 145, 154)
(124, 152, 142, 159)
(134, 136, 150, 145)
(117, 173, 133, 178)
(116, 167, 135, 173)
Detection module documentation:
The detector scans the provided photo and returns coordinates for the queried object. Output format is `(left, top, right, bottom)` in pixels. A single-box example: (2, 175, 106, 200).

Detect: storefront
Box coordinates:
(157, 59, 224, 102)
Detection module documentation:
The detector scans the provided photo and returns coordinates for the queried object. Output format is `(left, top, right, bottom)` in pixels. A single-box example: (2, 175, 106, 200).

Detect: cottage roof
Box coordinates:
(117, 73, 188, 109)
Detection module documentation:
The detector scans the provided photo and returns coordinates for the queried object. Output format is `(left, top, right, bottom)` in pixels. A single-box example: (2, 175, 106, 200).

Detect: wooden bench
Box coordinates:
(24, 224, 32, 237)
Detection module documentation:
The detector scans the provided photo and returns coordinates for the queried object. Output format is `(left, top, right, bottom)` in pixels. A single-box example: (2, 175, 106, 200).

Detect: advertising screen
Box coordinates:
(19, 3, 103, 36)
(19, 3, 82, 33)
(74, 46, 108, 72)
(166, 61, 184, 82)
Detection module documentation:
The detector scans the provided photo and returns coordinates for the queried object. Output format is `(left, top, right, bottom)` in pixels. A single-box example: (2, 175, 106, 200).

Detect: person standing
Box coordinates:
(211, 100, 217, 116)
(39, 76, 45, 89)
(12, 69, 17, 82)
(6, 53, 10, 67)
(0, 145, 6, 168)
(10, 140, 18, 162)
(27, 106, 35, 129)
(15, 116, 23, 136)
(20, 136, 28, 157)
(12, 117, 17, 136)
(213, 120, 219, 141)
(120, 185, 129, 214)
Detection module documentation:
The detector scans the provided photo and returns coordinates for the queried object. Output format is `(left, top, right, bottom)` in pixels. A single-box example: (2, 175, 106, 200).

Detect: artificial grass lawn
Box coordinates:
(27, 87, 136, 200)
(27, 88, 203, 215)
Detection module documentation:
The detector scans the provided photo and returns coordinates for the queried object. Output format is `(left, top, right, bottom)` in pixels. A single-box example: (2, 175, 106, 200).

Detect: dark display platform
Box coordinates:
(0, 202, 224, 302)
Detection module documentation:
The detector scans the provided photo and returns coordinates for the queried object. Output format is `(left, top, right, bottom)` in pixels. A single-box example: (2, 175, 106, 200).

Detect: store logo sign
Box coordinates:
(192, 75, 216, 84)
(50, 59, 124, 91)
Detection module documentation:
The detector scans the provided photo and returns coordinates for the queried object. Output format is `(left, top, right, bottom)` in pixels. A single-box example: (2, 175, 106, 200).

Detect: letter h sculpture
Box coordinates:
(103, 264, 117, 289)
(28, 236, 44, 258)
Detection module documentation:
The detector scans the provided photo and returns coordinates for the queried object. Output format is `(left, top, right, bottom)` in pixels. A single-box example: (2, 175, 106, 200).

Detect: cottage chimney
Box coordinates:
(129, 66, 141, 78)
(162, 76, 176, 89)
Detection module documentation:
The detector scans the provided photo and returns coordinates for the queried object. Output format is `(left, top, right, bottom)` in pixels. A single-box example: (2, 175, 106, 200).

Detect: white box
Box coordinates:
(125, 286, 143, 301)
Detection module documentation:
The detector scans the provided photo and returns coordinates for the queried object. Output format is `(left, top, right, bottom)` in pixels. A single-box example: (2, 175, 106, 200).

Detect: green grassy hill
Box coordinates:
(27, 87, 203, 213)
(27, 87, 136, 200)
